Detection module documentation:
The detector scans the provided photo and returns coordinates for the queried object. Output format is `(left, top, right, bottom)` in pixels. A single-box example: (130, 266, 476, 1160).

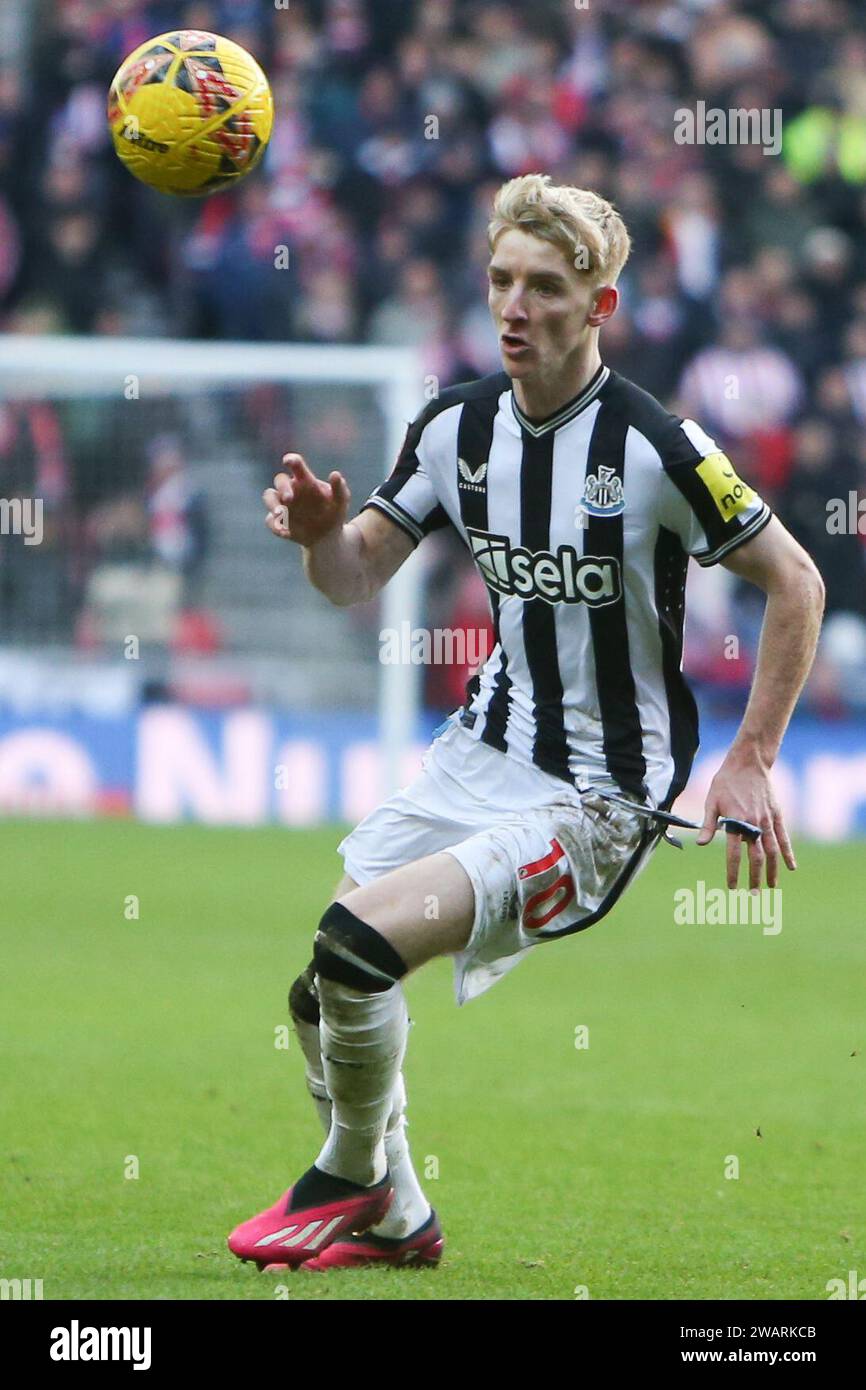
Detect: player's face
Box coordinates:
(487, 228, 615, 382)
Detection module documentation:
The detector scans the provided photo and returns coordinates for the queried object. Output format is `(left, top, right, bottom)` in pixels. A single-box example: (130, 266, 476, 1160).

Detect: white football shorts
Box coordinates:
(338, 720, 661, 1004)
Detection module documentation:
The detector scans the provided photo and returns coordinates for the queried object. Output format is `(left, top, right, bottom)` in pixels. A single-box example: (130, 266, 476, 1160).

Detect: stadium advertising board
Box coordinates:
(0, 708, 863, 839)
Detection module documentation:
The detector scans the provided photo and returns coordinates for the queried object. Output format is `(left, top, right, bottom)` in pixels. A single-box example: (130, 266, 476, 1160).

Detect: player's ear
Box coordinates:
(587, 285, 618, 327)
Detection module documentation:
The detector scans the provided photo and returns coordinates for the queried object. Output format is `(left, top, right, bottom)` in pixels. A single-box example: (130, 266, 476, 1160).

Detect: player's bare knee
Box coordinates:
(313, 901, 407, 994)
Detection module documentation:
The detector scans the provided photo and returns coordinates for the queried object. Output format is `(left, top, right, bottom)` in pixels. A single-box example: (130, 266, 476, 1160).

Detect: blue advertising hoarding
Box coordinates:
(0, 706, 864, 839)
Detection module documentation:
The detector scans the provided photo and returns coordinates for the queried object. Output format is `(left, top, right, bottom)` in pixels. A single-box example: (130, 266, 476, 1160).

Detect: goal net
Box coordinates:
(0, 333, 431, 822)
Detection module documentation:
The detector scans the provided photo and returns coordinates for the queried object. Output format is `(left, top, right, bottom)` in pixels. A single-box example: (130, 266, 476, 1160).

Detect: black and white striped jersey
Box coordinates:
(362, 364, 772, 809)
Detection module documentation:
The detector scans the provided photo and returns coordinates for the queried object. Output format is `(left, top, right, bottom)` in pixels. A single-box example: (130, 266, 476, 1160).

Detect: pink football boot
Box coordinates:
(262, 1209, 443, 1272)
(228, 1166, 394, 1269)
(302, 1209, 444, 1270)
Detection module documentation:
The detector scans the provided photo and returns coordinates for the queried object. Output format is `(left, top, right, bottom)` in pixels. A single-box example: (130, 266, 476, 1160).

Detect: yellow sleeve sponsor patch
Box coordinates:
(695, 452, 756, 520)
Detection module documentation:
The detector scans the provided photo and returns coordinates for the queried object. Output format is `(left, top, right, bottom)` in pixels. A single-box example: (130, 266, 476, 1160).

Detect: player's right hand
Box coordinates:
(263, 454, 351, 547)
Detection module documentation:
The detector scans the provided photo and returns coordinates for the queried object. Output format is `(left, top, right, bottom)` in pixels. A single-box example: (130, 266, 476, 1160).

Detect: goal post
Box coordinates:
(0, 333, 424, 800)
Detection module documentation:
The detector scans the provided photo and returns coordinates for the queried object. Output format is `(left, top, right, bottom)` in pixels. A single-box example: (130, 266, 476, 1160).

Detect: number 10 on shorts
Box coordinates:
(518, 838, 576, 931)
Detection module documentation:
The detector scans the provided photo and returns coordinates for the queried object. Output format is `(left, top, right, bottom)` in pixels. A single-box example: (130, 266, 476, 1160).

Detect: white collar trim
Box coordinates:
(511, 365, 610, 437)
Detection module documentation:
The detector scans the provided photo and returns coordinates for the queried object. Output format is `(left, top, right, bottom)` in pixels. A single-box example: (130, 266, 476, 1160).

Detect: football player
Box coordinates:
(228, 175, 824, 1271)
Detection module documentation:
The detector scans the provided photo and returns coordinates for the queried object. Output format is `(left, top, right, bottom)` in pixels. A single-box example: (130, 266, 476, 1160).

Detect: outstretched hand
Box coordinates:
(697, 748, 796, 889)
(263, 453, 351, 547)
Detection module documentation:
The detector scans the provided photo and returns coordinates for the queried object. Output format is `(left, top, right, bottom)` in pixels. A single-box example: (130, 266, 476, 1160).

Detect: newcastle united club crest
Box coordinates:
(579, 464, 625, 518)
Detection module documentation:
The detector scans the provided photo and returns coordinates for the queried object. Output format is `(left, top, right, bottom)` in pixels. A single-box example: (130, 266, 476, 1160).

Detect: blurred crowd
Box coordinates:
(2, 0, 866, 708)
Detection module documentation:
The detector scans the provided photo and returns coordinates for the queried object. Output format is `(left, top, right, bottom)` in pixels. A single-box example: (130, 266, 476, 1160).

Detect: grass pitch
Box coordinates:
(1, 818, 863, 1301)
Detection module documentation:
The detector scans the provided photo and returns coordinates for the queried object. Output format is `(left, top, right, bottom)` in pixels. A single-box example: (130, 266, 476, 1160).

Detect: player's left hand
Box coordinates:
(696, 749, 796, 890)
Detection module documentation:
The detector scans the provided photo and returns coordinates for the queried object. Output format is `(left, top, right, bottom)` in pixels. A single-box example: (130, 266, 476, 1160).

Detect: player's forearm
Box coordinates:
(730, 559, 825, 767)
(302, 519, 375, 606)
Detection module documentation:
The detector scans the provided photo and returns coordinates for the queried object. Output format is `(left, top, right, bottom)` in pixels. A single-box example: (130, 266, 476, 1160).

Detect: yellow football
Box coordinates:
(107, 30, 274, 197)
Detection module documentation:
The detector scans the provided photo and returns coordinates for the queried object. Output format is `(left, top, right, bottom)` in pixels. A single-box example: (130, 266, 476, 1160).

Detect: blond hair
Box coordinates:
(488, 173, 631, 286)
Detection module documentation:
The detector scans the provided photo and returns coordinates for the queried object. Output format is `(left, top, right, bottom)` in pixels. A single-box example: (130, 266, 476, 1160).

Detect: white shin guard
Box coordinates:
(291, 978, 431, 1233)
(291, 1014, 333, 1136)
(315, 977, 408, 1187)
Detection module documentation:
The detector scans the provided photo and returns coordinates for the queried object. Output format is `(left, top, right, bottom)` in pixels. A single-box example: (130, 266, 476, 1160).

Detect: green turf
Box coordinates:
(1, 818, 863, 1301)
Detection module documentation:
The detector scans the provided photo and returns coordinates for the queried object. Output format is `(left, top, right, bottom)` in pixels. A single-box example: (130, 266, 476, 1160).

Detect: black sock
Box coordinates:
(287, 1164, 386, 1211)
